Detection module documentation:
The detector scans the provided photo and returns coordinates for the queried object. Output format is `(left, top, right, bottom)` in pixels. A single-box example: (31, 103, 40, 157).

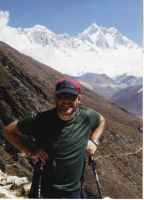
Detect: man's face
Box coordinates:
(55, 93, 80, 120)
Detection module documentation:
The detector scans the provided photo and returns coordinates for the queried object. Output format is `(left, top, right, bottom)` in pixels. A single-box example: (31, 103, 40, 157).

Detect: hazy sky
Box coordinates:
(0, 0, 142, 45)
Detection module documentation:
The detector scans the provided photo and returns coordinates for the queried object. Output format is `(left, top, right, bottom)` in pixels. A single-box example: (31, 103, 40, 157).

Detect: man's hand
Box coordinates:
(86, 140, 97, 157)
(24, 149, 49, 165)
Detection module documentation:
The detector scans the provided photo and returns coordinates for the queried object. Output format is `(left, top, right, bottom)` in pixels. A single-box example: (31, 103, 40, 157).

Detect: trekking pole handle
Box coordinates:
(88, 155, 95, 165)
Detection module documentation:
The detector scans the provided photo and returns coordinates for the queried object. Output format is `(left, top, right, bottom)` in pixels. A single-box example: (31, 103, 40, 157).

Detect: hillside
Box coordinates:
(0, 41, 142, 198)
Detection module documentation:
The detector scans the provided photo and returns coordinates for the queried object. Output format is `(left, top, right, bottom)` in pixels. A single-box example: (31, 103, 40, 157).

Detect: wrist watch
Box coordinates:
(89, 139, 100, 147)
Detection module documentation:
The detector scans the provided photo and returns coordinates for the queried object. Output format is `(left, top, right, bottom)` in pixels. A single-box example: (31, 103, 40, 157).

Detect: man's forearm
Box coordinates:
(90, 115, 105, 143)
(4, 121, 49, 164)
(4, 121, 33, 156)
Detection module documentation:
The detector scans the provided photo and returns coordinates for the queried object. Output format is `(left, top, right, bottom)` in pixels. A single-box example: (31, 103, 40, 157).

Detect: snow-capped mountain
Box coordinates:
(16, 23, 138, 50)
(20, 25, 58, 47)
(77, 23, 137, 49)
(0, 10, 142, 76)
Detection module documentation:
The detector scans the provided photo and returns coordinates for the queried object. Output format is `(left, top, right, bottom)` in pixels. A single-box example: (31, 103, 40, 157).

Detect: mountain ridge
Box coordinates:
(73, 72, 142, 116)
(0, 10, 141, 77)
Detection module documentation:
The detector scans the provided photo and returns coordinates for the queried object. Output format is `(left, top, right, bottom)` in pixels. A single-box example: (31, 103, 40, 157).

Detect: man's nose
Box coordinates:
(61, 99, 72, 104)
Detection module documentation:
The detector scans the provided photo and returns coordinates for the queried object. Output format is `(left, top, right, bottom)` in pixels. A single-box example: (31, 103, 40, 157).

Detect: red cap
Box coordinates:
(55, 78, 81, 95)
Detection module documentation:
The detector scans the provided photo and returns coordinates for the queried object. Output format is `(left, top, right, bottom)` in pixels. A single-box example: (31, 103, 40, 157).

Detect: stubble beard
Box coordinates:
(57, 106, 76, 121)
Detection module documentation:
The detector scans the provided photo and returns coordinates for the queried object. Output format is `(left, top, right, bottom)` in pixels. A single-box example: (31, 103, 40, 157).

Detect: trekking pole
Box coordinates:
(0, 119, 6, 144)
(0, 119, 5, 134)
(80, 158, 86, 198)
(29, 160, 44, 198)
(37, 161, 44, 198)
(89, 156, 103, 199)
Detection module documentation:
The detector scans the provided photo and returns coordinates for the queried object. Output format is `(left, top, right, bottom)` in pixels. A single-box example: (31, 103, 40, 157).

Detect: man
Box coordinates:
(4, 78, 105, 198)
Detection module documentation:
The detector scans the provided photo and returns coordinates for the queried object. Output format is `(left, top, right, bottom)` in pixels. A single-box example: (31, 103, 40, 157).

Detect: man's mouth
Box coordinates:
(59, 107, 74, 114)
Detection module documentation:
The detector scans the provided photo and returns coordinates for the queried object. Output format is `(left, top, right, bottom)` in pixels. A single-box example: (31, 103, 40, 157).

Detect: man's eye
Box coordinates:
(57, 95, 77, 100)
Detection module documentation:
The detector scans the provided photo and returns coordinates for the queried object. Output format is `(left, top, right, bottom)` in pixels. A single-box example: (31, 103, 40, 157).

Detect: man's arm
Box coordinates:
(86, 114, 105, 157)
(90, 115, 105, 144)
(4, 121, 48, 164)
(4, 121, 32, 155)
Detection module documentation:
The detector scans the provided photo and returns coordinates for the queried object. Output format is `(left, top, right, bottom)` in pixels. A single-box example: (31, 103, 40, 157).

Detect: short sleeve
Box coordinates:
(17, 113, 41, 149)
(17, 112, 38, 137)
(87, 108, 101, 131)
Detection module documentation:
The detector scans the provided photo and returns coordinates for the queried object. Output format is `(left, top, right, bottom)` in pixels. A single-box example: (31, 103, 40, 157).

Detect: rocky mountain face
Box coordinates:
(73, 73, 120, 98)
(0, 42, 142, 198)
(111, 85, 143, 117)
(114, 73, 142, 87)
(111, 75, 142, 116)
(74, 72, 142, 116)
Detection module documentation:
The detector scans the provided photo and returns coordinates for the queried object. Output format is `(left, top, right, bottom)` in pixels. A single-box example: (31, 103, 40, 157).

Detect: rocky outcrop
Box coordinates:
(0, 169, 30, 198)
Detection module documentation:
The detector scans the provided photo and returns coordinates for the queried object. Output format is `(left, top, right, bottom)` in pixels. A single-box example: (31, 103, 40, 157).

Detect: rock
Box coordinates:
(0, 169, 31, 198)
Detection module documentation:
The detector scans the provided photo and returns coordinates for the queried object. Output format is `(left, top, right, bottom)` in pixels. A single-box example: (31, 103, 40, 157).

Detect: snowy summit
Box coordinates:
(0, 10, 142, 77)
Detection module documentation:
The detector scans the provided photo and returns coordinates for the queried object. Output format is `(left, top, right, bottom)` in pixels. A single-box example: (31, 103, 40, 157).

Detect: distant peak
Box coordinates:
(89, 23, 99, 29)
(82, 23, 100, 34)
(32, 24, 48, 31)
(25, 24, 56, 36)
(108, 27, 119, 34)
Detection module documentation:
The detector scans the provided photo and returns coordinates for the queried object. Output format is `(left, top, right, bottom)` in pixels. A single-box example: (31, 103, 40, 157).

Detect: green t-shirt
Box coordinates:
(18, 106, 100, 192)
